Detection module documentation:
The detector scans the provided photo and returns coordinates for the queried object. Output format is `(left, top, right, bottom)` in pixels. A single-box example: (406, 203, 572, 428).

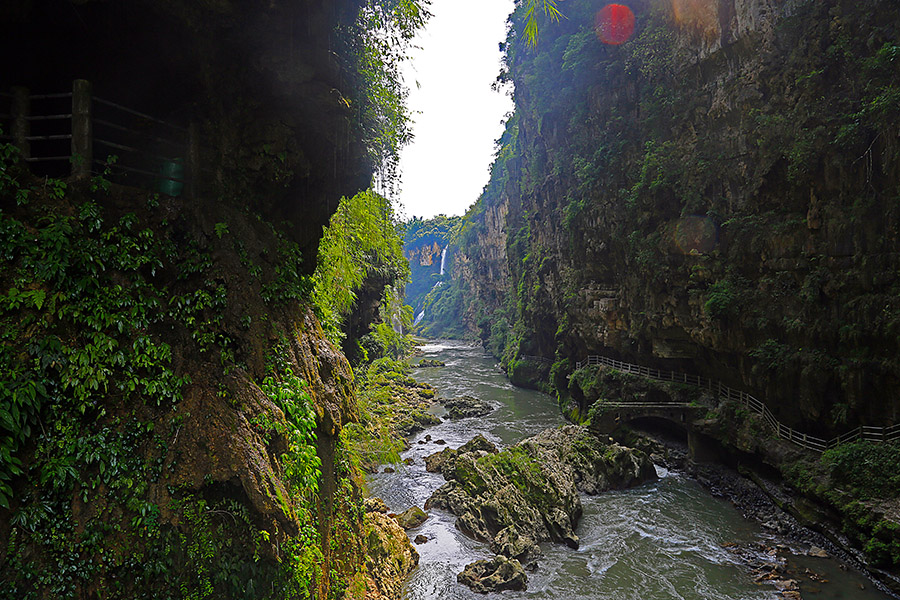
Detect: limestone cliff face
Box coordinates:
(450, 0, 900, 436)
(450, 199, 512, 337)
(408, 241, 443, 267)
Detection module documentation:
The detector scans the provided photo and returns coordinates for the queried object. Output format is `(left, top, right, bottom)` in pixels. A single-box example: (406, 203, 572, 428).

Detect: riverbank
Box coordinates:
(567, 362, 900, 597)
(617, 424, 897, 599)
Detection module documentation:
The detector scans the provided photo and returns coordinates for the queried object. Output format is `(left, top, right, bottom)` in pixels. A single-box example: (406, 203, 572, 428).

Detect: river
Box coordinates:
(367, 340, 892, 600)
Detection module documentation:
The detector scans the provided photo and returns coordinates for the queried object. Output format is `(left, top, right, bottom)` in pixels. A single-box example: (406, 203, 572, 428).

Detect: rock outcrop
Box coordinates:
(426, 426, 656, 556)
(439, 395, 495, 420)
(457, 555, 528, 593)
(415, 359, 446, 368)
(425, 434, 499, 477)
(351, 498, 420, 600)
(394, 506, 428, 530)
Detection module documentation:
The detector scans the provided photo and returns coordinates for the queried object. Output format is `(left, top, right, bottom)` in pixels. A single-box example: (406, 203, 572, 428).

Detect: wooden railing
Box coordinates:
(575, 354, 900, 453)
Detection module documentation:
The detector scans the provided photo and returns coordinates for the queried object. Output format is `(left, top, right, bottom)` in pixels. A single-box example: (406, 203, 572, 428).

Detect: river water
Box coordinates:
(367, 341, 891, 600)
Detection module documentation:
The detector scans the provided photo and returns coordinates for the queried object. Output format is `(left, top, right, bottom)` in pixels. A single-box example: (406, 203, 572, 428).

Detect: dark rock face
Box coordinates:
(439, 395, 495, 420)
(457, 555, 528, 593)
(426, 426, 656, 554)
(0, 0, 371, 271)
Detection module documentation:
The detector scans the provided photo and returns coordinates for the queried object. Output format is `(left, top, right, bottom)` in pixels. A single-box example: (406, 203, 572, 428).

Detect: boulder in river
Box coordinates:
(426, 425, 656, 554)
(425, 434, 498, 476)
(490, 525, 541, 564)
(457, 555, 527, 593)
(416, 359, 446, 367)
(439, 395, 494, 420)
(397, 411, 441, 436)
(394, 505, 428, 530)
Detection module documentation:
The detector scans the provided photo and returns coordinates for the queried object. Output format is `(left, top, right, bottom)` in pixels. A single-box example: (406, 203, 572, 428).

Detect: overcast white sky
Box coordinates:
(396, 0, 516, 221)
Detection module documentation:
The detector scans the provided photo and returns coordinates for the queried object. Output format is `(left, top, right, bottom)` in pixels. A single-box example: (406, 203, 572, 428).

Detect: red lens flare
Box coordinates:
(595, 4, 636, 45)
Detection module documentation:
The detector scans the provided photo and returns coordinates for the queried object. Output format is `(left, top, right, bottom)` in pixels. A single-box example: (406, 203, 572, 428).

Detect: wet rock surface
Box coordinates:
(362, 497, 420, 599)
(398, 411, 442, 437)
(439, 395, 494, 420)
(415, 359, 446, 367)
(394, 506, 428, 530)
(457, 555, 528, 593)
(424, 434, 498, 477)
(426, 425, 656, 557)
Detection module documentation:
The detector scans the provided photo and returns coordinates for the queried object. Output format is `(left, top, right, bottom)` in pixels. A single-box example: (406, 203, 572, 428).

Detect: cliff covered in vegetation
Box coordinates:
(433, 0, 900, 437)
(421, 0, 900, 584)
(0, 0, 425, 597)
(403, 215, 462, 334)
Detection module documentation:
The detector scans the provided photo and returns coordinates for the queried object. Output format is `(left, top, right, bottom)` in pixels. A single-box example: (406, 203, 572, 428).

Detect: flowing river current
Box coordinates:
(367, 341, 891, 600)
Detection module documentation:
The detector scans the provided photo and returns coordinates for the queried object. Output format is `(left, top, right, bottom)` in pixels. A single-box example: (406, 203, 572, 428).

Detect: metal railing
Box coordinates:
(575, 354, 900, 453)
(3, 81, 198, 196)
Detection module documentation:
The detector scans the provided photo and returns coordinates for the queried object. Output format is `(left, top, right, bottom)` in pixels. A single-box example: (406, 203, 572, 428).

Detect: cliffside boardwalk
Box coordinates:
(575, 355, 900, 453)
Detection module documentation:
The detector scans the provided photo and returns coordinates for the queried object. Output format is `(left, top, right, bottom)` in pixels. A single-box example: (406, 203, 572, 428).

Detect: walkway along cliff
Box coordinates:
(413, 0, 900, 591)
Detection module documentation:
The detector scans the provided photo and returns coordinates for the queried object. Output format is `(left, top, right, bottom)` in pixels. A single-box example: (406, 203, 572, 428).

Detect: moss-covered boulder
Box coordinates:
(415, 359, 446, 367)
(349, 498, 419, 600)
(426, 426, 656, 554)
(424, 434, 498, 476)
(439, 395, 494, 420)
(394, 506, 428, 530)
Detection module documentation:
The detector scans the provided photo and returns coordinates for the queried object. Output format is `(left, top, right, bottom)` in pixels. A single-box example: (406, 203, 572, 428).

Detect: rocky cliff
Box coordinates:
(0, 1, 419, 597)
(429, 0, 900, 584)
(442, 0, 900, 436)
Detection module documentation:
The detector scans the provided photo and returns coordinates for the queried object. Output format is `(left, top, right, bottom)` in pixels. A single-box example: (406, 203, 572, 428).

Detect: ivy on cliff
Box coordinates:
(312, 189, 409, 345)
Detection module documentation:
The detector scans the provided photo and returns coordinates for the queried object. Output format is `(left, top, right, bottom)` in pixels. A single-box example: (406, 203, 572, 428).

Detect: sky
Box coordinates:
(396, 0, 516, 221)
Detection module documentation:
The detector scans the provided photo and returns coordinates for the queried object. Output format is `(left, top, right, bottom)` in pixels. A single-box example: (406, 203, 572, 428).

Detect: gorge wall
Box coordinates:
(430, 0, 900, 438)
(0, 1, 418, 597)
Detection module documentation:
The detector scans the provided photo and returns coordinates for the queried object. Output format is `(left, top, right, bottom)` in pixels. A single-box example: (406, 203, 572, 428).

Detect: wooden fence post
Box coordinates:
(11, 86, 30, 158)
(71, 79, 92, 179)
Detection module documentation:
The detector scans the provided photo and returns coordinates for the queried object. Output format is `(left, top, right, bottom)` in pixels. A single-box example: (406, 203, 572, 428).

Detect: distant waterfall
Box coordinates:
(439, 246, 448, 276)
(414, 310, 425, 326)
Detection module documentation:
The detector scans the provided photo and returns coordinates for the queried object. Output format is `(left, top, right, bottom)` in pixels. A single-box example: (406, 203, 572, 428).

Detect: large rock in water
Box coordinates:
(394, 505, 428, 530)
(457, 555, 528, 593)
(426, 425, 656, 556)
(425, 434, 498, 476)
(439, 395, 494, 419)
